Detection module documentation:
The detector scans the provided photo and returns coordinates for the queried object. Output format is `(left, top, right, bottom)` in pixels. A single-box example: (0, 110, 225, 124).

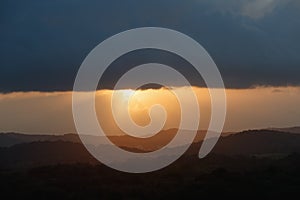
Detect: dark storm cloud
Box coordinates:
(0, 0, 300, 92)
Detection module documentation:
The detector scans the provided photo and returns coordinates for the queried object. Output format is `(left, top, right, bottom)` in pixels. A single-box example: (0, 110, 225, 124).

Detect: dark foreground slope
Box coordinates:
(0, 130, 300, 199)
(1, 153, 300, 199)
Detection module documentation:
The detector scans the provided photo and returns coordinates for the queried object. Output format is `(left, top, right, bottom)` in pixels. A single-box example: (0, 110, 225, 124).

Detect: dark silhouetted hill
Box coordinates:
(268, 126, 300, 134)
(1, 129, 300, 169)
(0, 141, 97, 168)
(212, 129, 300, 155)
(1, 129, 300, 199)
(0, 129, 210, 150)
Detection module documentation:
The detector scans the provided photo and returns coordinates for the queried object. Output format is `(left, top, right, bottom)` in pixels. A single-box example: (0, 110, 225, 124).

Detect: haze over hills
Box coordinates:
(0, 127, 298, 149)
(1, 0, 299, 198)
(0, 129, 233, 149)
(1, 129, 300, 169)
(1, 128, 300, 198)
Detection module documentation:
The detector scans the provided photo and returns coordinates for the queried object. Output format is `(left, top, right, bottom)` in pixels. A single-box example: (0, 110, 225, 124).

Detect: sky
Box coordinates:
(0, 86, 300, 134)
(0, 0, 300, 134)
(0, 0, 300, 92)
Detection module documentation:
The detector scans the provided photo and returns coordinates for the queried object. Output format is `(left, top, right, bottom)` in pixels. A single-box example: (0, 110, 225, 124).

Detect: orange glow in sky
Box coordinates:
(0, 86, 300, 135)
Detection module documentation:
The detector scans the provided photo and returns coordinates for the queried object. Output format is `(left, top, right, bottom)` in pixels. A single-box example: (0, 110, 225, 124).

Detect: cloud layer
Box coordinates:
(0, 0, 299, 92)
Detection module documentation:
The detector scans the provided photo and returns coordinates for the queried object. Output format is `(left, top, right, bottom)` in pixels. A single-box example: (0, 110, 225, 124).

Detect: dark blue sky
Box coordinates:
(1, 0, 300, 92)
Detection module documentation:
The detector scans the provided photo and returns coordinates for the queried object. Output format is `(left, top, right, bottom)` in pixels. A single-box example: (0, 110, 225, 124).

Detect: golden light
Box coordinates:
(119, 89, 135, 100)
(1, 86, 299, 135)
(95, 87, 212, 134)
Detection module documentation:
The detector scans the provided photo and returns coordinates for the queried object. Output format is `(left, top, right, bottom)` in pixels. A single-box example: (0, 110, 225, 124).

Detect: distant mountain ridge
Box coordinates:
(0, 127, 297, 148)
(1, 129, 300, 169)
(0, 132, 81, 147)
(268, 127, 300, 134)
(0, 129, 215, 149)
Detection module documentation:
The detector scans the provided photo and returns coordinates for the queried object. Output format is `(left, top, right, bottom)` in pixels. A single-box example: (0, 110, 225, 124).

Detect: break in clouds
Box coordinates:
(0, 87, 300, 134)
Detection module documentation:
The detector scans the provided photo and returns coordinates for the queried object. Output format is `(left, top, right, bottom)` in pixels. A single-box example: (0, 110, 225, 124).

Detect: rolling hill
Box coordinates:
(1, 129, 300, 169)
